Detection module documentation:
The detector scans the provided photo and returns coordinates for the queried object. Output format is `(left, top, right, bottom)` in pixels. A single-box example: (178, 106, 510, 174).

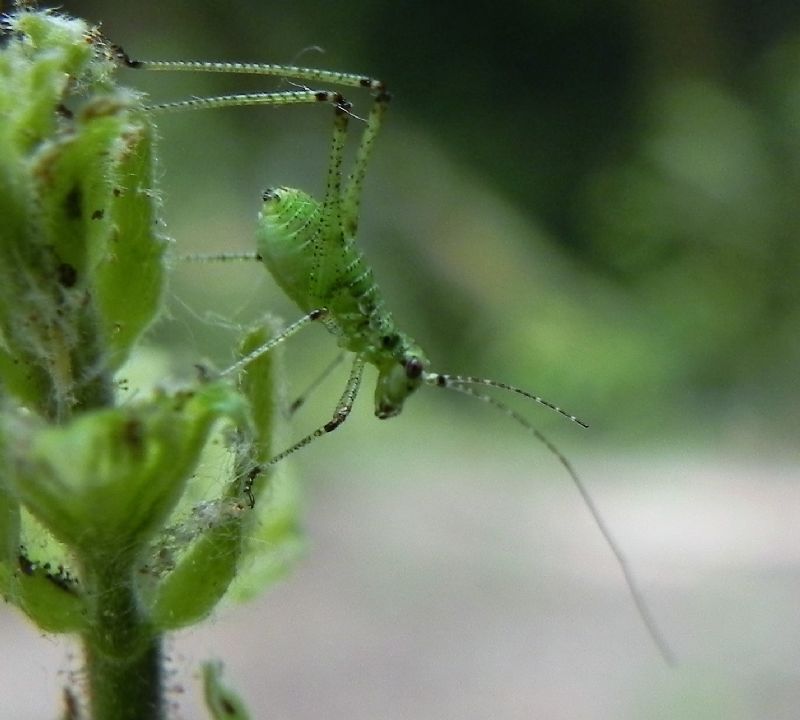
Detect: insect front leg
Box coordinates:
(219, 308, 328, 378)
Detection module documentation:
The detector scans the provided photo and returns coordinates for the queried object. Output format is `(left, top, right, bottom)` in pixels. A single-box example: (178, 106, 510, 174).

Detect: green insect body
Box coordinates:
(123, 48, 673, 663)
(257, 185, 428, 419)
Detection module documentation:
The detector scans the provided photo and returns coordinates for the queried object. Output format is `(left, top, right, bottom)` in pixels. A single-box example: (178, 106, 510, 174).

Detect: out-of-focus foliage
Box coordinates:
(0, 12, 302, 716)
(58, 0, 800, 441)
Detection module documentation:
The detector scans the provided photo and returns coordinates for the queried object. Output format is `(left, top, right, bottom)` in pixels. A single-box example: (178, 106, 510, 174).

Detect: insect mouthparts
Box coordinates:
(262, 188, 280, 202)
(376, 404, 399, 420)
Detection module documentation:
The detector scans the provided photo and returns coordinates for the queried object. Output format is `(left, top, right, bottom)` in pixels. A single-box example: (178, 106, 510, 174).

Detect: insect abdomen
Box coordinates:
(256, 187, 320, 312)
(257, 187, 396, 361)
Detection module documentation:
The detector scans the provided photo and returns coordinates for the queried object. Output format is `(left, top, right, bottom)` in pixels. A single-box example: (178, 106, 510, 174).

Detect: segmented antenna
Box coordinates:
(424, 373, 589, 428)
(427, 378, 675, 665)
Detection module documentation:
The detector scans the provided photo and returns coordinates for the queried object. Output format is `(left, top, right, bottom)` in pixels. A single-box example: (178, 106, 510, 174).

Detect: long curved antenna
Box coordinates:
(427, 379, 676, 666)
(425, 373, 589, 428)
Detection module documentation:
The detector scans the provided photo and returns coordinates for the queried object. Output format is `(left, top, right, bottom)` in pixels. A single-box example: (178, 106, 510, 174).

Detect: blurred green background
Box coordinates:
(13, 0, 790, 441)
(76, 0, 800, 443)
(4, 1, 800, 718)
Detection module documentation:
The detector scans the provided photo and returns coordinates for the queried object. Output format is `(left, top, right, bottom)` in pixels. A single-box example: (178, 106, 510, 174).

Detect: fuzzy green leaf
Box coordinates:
(0, 6, 164, 416)
(4, 383, 248, 562)
(148, 321, 300, 626)
(0, 559, 87, 633)
(227, 320, 305, 602)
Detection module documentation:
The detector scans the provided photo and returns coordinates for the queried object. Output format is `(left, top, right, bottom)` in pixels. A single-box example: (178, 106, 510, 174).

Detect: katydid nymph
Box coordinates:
(117, 48, 674, 664)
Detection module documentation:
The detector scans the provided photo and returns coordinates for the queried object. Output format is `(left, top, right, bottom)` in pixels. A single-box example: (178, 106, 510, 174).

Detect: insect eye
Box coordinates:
(404, 357, 423, 379)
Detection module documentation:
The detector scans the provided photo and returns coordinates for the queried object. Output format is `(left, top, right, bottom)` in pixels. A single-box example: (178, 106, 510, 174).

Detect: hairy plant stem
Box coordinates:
(50, 246, 165, 719)
(83, 556, 163, 720)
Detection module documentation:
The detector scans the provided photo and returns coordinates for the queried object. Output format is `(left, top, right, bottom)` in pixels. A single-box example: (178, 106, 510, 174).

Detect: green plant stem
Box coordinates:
(83, 558, 164, 720)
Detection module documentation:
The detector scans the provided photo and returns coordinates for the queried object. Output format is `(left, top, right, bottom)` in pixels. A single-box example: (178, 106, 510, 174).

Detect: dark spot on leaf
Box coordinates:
(64, 186, 82, 219)
(123, 419, 144, 453)
(57, 262, 78, 288)
(56, 103, 74, 119)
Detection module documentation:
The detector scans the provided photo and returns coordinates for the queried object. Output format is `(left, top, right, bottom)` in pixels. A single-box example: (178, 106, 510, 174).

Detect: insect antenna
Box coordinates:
(425, 373, 589, 428)
(425, 377, 676, 666)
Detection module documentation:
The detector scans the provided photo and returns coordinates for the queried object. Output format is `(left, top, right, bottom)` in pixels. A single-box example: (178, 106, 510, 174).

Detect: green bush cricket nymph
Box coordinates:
(115, 46, 674, 664)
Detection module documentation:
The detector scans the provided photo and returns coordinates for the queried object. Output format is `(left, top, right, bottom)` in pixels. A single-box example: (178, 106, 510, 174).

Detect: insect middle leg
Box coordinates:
(219, 308, 328, 378)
